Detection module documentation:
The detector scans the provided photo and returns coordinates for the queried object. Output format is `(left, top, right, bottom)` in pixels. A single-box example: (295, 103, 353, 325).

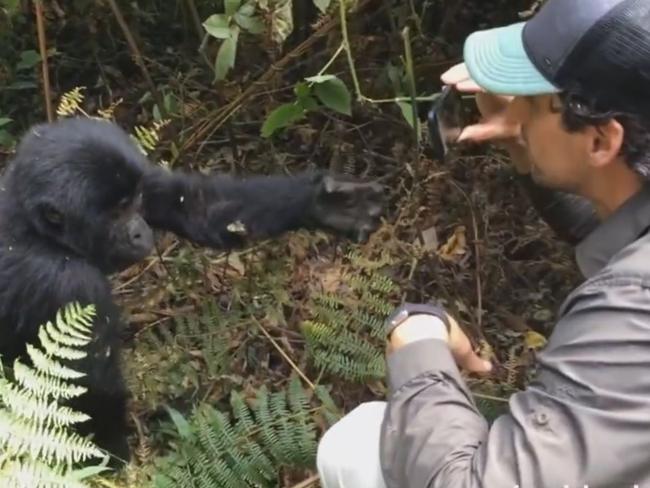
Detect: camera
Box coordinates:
(427, 85, 466, 160)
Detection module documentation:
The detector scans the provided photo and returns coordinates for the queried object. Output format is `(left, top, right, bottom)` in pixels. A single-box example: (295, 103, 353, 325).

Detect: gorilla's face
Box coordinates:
(10, 117, 156, 273)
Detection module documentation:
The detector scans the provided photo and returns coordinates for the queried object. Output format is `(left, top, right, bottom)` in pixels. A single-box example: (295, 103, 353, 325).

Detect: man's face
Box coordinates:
(514, 94, 592, 193)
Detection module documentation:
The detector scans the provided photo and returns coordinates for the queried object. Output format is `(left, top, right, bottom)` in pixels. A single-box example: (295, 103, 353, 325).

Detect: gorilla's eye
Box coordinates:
(41, 204, 64, 229)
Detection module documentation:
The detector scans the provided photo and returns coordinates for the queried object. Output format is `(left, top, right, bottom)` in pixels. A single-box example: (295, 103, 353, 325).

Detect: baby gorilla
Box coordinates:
(0, 117, 384, 466)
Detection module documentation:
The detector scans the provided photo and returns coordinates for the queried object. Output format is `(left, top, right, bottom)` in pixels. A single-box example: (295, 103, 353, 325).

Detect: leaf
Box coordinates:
(234, 13, 265, 33)
(203, 14, 231, 39)
(225, 0, 242, 16)
(214, 26, 240, 81)
(15, 50, 40, 71)
(313, 0, 331, 13)
(0, 118, 12, 128)
(305, 74, 337, 84)
(294, 81, 312, 100)
(437, 225, 467, 261)
(397, 101, 414, 128)
(165, 406, 193, 439)
(314, 77, 352, 116)
(238, 1, 256, 16)
(259, 0, 293, 44)
(261, 103, 306, 138)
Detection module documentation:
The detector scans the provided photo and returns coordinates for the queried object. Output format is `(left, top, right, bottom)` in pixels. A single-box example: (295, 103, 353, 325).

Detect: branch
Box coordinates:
(105, 0, 167, 118)
(34, 0, 53, 122)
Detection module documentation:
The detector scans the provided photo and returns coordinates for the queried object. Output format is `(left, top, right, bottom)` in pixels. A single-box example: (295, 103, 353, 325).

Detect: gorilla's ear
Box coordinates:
(37, 202, 65, 233)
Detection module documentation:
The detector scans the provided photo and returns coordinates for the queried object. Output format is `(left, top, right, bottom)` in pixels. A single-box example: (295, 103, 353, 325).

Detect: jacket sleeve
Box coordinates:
(379, 279, 650, 487)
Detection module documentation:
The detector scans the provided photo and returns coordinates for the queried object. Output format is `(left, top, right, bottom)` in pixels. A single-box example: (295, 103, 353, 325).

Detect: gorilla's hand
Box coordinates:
(308, 174, 385, 242)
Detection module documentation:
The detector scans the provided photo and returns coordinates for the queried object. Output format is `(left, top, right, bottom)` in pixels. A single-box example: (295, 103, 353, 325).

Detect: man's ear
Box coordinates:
(588, 118, 624, 168)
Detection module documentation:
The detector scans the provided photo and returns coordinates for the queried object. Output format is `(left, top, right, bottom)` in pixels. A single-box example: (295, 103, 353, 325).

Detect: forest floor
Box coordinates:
(1, 0, 583, 486)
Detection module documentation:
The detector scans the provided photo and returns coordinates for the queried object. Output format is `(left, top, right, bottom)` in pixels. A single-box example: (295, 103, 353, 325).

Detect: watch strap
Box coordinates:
(385, 302, 451, 338)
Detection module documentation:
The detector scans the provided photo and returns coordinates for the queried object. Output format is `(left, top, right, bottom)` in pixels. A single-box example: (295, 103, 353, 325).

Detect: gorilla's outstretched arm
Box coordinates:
(142, 167, 384, 248)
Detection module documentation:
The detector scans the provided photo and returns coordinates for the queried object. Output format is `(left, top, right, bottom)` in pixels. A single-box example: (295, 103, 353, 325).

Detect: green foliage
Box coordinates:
(203, 0, 266, 82)
(301, 251, 398, 382)
(152, 374, 335, 488)
(0, 302, 108, 487)
(126, 300, 235, 411)
(262, 75, 352, 137)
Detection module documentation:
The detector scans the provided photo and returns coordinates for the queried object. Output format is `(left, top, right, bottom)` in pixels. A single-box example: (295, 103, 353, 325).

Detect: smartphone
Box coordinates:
(427, 85, 465, 160)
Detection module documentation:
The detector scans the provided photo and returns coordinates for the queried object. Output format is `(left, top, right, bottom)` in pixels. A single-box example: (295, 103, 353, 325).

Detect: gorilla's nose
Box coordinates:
(127, 216, 154, 251)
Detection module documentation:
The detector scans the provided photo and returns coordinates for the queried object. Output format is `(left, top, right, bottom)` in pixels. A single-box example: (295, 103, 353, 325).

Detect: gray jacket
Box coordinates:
(380, 179, 650, 487)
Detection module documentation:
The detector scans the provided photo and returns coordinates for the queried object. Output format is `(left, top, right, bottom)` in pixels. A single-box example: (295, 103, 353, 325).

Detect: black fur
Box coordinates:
(0, 117, 384, 466)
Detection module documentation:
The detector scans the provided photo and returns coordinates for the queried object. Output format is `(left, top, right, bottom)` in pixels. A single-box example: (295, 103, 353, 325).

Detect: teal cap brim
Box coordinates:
(463, 22, 560, 95)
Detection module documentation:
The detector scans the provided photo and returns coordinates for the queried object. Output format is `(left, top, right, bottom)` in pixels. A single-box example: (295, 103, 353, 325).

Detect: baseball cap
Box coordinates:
(463, 0, 650, 114)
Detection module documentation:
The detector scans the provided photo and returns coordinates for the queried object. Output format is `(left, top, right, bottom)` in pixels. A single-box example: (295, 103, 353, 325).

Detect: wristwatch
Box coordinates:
(385, 302, 451, 339)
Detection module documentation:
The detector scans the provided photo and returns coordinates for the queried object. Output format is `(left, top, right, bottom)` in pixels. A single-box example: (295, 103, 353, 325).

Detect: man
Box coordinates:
(316, 0, 650, 486)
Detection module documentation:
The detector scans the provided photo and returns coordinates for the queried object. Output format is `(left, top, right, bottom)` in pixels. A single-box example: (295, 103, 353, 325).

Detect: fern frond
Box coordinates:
(132, 119, 170, 155)
(12, 362, 86, 401)
(37, 328, 86, 361)
(56, 87, 86, 117)
(58, 303, 94, 340)
(25, 346, 85, 381)
(0, 410, 103, 465)
(0, 458, 88, 488)
(0, 302, 104, 487)
(96, 98, 123, 120)
(153, 379, 326, 487)
(0, 384, 90, 428)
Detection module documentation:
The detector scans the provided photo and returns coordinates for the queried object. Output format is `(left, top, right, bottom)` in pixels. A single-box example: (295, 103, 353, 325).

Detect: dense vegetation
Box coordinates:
(0, 0, 578, 486)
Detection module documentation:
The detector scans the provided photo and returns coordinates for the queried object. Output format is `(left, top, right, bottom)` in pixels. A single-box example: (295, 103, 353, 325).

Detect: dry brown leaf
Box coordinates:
(437, 225, 467, 261)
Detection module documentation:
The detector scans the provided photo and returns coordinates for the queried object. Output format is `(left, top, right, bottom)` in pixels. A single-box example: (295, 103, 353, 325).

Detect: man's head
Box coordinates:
(462, 0, 650, 197)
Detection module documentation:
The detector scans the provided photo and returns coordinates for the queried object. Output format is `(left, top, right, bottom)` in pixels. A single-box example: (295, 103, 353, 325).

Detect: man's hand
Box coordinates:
(440, 63, 532, 175)
(388, 312, 493, 374)
(308, 173, 385, 242)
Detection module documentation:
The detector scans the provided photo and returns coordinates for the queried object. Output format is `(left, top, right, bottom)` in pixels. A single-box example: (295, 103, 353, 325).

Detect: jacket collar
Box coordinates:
(576, 183, 650, 278)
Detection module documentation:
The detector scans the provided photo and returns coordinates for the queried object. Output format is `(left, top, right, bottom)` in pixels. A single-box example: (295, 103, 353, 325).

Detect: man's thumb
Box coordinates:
(457, 348, 493, 374)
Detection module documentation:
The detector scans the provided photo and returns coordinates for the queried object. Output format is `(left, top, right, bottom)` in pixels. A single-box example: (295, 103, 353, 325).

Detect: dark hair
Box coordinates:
(557, 91, 650, 179)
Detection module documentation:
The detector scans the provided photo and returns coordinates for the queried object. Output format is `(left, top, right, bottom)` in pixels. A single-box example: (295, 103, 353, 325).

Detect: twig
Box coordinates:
(253, 316, 316, 390)
(449, 180, 484, 333)
(105, 0, 167, 118)
(34, 0, 53, 122)
(316, 42, 345, 77)
(289, 474, 320, 488)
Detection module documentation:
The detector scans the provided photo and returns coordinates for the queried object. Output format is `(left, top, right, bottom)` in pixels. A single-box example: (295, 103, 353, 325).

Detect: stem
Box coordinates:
(34, 0, 53, 122)
(339, 0, 362, 101)
(184, 0, 204, 42)
(408, 0, 423, 36)
(402, 26, 420, 151)
(317, 42, 345, 77)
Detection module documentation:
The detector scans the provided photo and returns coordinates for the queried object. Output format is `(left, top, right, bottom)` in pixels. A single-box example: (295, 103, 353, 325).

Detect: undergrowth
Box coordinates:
(151, 374, 339, 488)
(302, 249, 399, 383)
